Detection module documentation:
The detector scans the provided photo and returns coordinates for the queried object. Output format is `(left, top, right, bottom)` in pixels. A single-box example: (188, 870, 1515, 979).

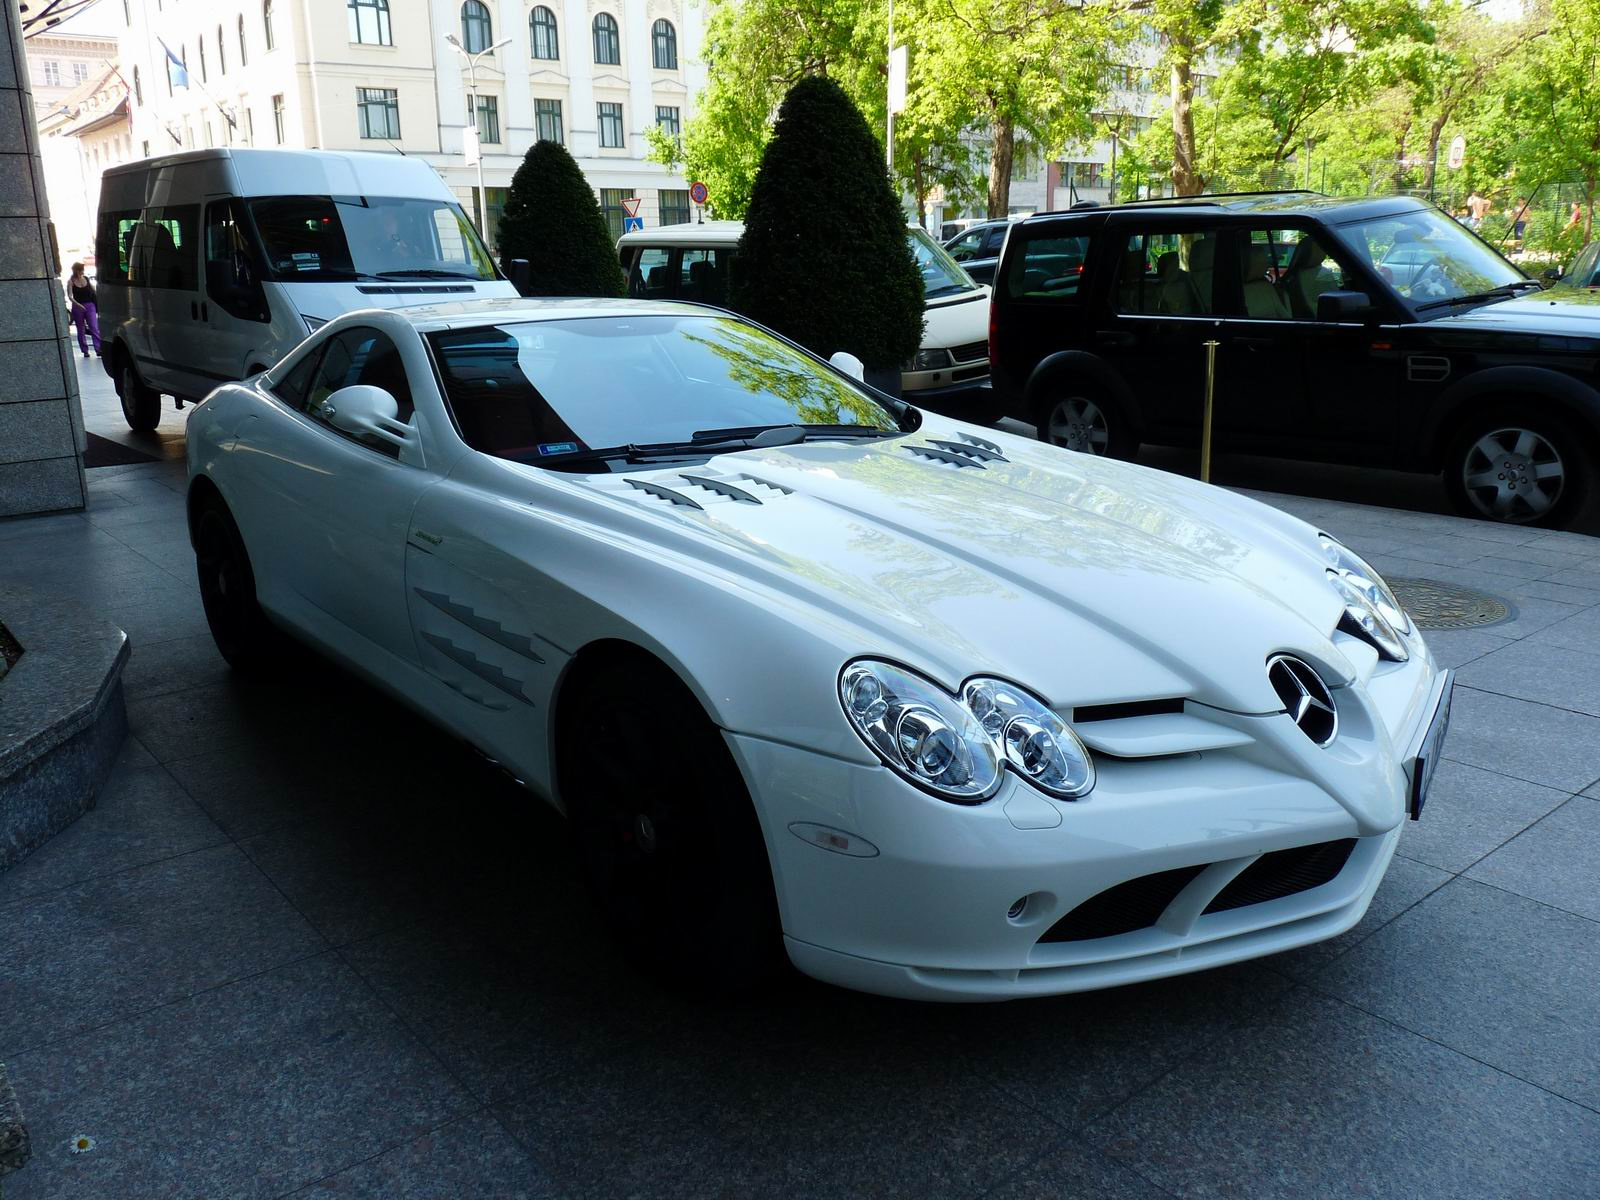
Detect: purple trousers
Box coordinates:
(71, 301, 101, 355)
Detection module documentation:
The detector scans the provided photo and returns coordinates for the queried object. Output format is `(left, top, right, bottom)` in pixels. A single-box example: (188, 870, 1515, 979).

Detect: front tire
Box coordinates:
(193, 495, 280, 671)
(1035, 385, 1137, 459)
(558, 655, 782, 991)
(1443, 407, 1592, 528)
(117, 358, 161, 432)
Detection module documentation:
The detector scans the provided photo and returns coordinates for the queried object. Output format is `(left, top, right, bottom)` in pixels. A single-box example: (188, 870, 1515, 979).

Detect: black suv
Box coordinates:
(988, 192, 1600, 527)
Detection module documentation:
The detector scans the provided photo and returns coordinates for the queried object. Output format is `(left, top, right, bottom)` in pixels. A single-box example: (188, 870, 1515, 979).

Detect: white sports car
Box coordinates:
(186, 297, 1452, 1001)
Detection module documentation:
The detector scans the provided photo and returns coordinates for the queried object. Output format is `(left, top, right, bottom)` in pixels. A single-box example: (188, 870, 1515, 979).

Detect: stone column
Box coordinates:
(0, 1, 86, 519)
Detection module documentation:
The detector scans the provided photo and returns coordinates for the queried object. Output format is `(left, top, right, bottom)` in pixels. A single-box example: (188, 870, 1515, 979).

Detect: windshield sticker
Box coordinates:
(291, 252, 321, 271)
(537, 442, 580, 456)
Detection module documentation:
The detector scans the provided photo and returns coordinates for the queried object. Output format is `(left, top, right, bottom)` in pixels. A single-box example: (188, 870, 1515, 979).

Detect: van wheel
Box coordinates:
(118, 359, 161, 432)
(1443, 407, 1593, 528)
(1036, 386, 1137, 459)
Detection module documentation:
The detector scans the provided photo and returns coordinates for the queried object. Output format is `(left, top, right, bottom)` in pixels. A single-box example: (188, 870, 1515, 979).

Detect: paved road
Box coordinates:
(1, 362, 1598, 1197)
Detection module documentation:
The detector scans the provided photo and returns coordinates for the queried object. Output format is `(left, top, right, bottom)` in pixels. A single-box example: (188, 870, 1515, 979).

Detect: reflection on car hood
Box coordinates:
(1427, 286, 1600, 337)
(565, 418, 1350, 716)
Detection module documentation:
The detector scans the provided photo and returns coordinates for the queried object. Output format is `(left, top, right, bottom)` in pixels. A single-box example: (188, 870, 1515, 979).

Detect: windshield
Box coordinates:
(1334, 207, 1525, 305)
(247, 195, 497, 282)
(907, 227, 979, 299)
(427, 314, 899, 465)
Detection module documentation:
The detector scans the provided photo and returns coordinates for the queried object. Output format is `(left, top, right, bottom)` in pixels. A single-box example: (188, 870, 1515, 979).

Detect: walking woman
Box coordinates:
(66, 262, 101, 358)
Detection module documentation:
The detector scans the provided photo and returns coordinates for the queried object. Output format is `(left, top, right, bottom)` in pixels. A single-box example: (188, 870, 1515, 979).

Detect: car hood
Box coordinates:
(1427, 286, 1600, 338)
(558, 417, 1350, 717)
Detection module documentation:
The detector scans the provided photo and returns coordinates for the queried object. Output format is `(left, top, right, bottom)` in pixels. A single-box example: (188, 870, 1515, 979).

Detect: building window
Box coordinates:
(534, 97, 563, 144)
(660, 188, 689, 226)
(357, 87, 401, 139)
(71, 62, 90, 86)
(217, 25, 226, 74)
(349, 0, 392, 45)
(123, 0, 130, 23)
(651, 19, 677, 69)
(141, 139, 150, 156)
(199, 38, 207, 82)
(597, 101, 624, 148)
(655, 105, 680, 138)
(461, 0, 492, 53)
(133, 66, 142, 105)
(469, 94, 499, 143)
(203, 118, 213, 147)
(263, 0, 276, 51)
(42, 61, 61, 88)
(272, 94, 285, 143)
(239, 16, 248, 65)
(246, 108, 254, 143)
(530, 6, 558, 60)
(592, 13, 619, 64)
(599, 188, 631, 240)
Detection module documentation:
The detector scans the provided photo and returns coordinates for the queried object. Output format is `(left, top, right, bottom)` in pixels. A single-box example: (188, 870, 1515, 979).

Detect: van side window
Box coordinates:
(96, 209, 141, 285)
(204, 199, 268, 322)
(628, 247, 672, 298)
(129, 205, 200, 290)
(1001, 233, 1092, 303)
(1112, 230, 1218, 316)
(680, 249, 729, 305)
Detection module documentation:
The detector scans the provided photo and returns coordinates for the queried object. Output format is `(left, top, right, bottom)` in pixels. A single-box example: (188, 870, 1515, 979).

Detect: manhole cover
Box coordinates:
(1388, 577, 1511, 630)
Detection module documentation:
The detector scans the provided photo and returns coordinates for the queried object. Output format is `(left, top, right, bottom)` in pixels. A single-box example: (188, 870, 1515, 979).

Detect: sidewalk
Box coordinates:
(1, 367, 1598, 1197)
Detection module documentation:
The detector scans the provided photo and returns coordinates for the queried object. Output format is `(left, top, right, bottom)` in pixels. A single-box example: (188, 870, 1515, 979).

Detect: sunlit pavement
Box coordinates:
(0, 363, 1597, 1197)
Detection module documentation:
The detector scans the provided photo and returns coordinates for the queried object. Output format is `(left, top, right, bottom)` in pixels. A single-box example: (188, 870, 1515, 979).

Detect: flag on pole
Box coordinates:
(157, 39, 189, 89)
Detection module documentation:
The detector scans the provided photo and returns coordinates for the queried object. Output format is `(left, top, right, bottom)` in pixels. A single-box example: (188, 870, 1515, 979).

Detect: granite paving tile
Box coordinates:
(2, 954, 475, 1200)
(0, 761, 226, 905)
(1524, 602, 1600, 654)
(1493, 576, 1600, 607)
(1465, 796, 1600, 921)
(1473, 542, 1600, 571)
(114, 590, 212, 647)
(0, 842, 325, 1054)
(1456, 636, 1600, 718)
(1273, 852, 1452, 977)
(1384, 535, 1498, 568)
(1314, 878, 1600, 1110)
(1084, 985, 1600, 1200)
(1411, 626, 1516, 669)
(0, 512, 87, 542)
(982, 1138, 1171, 1200)
(1537, 563, 1600, 592)
(124, 675, 304, 763)
(286, 1112, 560, 1199)
(121, 631, 230, 700)
(1393, 758, 1573, 873)
(1440, 686, 1600, 793)
(492, 993, 1063, 1200)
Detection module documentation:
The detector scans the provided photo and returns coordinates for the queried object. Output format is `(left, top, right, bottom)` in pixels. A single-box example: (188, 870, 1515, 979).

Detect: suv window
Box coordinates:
(1000, 232, 1091, 303)
(1113, 229, 1219, 315)
(947, 227, 988, 261)
(1237, 227, 1354, 320)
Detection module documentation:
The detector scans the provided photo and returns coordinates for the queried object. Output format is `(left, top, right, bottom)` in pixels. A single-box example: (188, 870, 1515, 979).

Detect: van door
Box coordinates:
(201, 196, 272, 378)
(129, 202, 205, 398)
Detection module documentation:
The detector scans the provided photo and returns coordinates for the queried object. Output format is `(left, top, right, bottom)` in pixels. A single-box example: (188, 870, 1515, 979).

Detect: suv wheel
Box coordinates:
(1444, 409, 1592, 527)
(1037, 388, 1136, 459)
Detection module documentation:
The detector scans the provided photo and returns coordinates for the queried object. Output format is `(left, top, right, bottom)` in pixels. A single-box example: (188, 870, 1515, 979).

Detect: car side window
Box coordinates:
(1113, 229, 1219, 316)
(302, 327, 416, 458)
(983, 226, 1008, 254)
(270, 348, 322, 410)
(628, 247, 672, 299)
(1236, 228, 1355, 320)
(679, 249, 729, 305)
(1000, 232, 1093, 303)
(1566, 242, 1600, 286)
(947, 228, 986, 261)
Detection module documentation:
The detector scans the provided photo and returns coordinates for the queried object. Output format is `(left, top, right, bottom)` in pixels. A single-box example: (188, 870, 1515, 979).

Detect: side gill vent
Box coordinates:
(677, 474, 764, 505)
(908, 443, 988, 469)
(957, 432, 1005, 455)
(625, 479, 704, 510)
(736, 474, 795, 496)
(929, 438, 1009, 464)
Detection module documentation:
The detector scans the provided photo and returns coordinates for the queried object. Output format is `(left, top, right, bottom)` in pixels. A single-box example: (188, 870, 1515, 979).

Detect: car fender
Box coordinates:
(1023, 350, 1140, 423)
(1422, 364, 1600, 463)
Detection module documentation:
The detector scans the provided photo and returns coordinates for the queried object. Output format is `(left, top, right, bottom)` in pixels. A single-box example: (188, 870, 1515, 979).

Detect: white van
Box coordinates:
(616, 221, 992, 408)
(97, 148, 517, 430)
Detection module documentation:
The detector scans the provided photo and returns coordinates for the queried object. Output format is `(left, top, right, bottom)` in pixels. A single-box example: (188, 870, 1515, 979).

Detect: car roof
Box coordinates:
(349, 296, 720, 332)
(616, 220, 744, 248)
(1019, 192, 1433, 227)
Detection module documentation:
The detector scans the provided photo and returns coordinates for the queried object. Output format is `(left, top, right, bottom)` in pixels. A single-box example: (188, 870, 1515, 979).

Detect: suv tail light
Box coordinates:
(988, 298, 999, 371)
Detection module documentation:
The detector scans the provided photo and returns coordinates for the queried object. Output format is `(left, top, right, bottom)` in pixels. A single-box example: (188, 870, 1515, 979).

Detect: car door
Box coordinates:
(1093, 220, 1225, 440)
(129, 202, 205, 398)
(201, 196, 272, 378)
(235, 325, 434, 666)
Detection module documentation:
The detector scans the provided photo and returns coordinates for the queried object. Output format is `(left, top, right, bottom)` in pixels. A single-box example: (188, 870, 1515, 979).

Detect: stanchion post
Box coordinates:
(1201, 339, 1219, 483)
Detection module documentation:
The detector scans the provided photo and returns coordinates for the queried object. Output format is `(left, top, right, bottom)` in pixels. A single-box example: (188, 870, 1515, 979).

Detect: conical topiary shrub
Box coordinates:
(732, 75, 924, 377)
(496, 140, 625, 297)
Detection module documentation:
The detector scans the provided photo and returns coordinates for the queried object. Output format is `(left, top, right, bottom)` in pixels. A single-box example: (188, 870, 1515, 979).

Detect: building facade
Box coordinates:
(23, 31, 118, 120)
(110, 0, 706, 249)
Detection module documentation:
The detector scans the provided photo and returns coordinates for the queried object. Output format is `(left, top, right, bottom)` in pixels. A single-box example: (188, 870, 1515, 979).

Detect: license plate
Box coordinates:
(1406, 672, 1453, 821)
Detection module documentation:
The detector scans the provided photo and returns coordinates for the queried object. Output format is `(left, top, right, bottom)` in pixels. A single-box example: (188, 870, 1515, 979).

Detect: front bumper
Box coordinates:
(725, 652, 1443, 1002)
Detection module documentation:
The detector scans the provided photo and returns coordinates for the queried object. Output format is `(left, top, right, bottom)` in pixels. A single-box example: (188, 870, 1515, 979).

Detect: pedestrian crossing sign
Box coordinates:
(623, 216, 644, 233)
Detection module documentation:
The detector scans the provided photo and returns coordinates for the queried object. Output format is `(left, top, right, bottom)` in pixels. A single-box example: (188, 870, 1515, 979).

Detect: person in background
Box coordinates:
(65, 262, 101, 358)
(1466, 191, 1491, 230)
(1510, 196, 1529, 243)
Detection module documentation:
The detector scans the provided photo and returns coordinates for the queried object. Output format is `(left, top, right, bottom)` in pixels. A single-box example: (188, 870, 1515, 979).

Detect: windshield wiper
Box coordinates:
(689, 423, 898, 442)
(373, 269, 483, 280)
(1416, 280, 1542, 311)
(529, 424, 897, 469)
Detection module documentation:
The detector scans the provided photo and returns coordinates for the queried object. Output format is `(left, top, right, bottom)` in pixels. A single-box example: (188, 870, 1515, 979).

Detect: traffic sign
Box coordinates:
(1447, 135, 1466, 171)
(689, 180, 709, 206)
(623, 215, 644, 233)
(621, 196, 642, 217)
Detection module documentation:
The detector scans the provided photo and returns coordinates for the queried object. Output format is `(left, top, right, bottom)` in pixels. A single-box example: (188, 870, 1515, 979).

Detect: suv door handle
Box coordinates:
(1096, 330, 1135, 348)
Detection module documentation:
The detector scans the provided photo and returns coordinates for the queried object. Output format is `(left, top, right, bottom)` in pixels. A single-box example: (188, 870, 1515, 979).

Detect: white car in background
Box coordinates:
(185, 297, 1452, 1001)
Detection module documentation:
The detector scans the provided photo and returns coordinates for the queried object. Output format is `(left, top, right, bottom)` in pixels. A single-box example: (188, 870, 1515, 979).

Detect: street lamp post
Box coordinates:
(444, 32, 512, 238)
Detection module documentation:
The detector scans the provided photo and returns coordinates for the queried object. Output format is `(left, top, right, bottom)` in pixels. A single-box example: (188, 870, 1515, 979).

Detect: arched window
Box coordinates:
(263, 0, 276, 51)
(349, 0, 392, 45)
(132, 65, 142, 105)
(217, 25, 226, 74)
(198, 38, 208, 82)
(461, 0, 492, 53)
(238, 15, 248, 65)
(592, 13, 619, 65)
(530, 6, 559, 60)
(651, 19, 676, 69)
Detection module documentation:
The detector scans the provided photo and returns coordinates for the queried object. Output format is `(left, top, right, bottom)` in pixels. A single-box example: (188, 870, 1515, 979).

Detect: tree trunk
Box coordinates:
(988, 111, 1014, 218)
(1422, 114, 1447, 192)
(912, 150, 928, 228)
(1587, 178, 1596, 241)
(1170, 40, 1201, 196)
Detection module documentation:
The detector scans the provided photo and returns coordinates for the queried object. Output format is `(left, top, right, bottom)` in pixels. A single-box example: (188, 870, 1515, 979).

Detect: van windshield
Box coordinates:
(246, 195, 497, 282)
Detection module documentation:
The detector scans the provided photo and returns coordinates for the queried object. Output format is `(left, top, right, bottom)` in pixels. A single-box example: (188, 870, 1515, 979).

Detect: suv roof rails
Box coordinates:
(1069, 200, 1101, 210)
(1117, 189, 1325, 206)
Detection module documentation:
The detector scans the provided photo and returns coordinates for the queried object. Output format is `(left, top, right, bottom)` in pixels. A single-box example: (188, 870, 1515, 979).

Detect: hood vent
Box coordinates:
(737, 473, 794, 496)
(678, 473, 764, 504)
(930, 438, 1008, 464)
(908, 443, 988, 469)
(625, 479, 704, 510)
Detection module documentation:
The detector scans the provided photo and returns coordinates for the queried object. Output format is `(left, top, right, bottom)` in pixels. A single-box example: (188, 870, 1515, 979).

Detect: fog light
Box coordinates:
(1007, 896, 1027, 920)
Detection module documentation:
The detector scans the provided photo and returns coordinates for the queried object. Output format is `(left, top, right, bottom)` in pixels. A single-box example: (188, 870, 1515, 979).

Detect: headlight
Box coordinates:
(907, 348, 952, 371)
(1318, 533, 1410, 662)
(838, 660, 1094, 803)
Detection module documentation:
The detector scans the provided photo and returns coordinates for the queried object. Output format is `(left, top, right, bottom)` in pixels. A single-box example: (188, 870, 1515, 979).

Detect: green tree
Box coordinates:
(733, 76, 924, 373)
(495, 141, 625, 296)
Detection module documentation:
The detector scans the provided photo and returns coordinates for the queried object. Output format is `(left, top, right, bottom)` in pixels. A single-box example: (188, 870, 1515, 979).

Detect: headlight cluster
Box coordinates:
(1319, 533, 1411, 662)
(907, 348, 953, 371)
(839, 660, 1095, 804)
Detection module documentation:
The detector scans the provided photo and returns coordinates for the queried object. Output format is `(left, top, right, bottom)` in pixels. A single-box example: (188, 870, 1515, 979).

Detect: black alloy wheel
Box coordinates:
(193, 496, 279, 670)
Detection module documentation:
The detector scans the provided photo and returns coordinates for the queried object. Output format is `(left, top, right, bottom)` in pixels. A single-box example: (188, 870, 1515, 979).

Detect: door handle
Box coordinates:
(1095, 330, 1136, 348)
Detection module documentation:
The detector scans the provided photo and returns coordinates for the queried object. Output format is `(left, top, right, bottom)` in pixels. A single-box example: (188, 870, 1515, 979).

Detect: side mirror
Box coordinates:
(1542, 266, 1562, 284)
(1317, 290, 1374, 321)
(322, 385, 411, 450)
(829, 351, 866, 382)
